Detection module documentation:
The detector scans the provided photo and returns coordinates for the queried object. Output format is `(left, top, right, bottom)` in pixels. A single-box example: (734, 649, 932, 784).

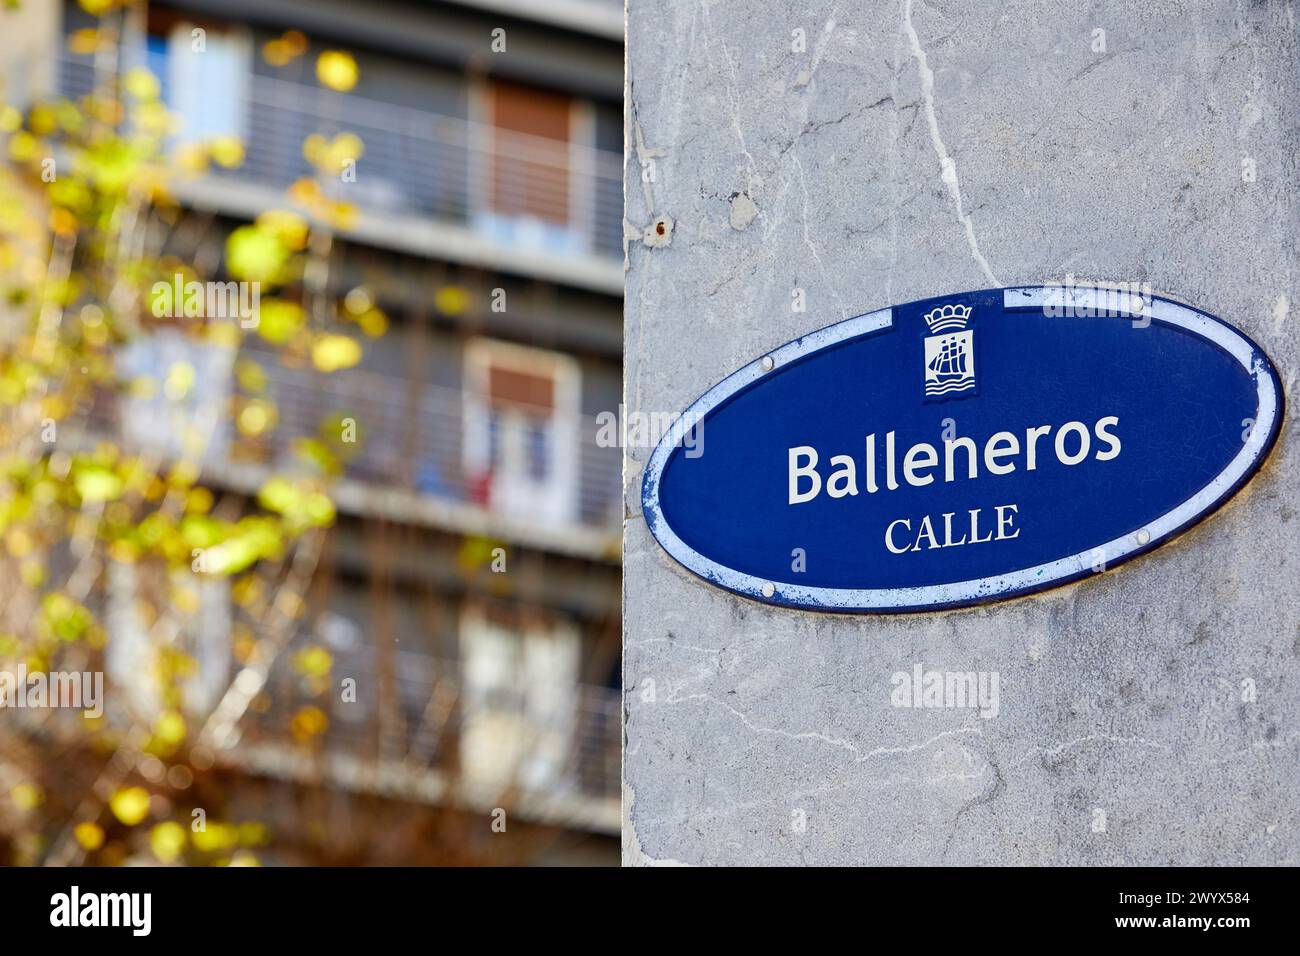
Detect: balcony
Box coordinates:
(236, 643, 621, 832)
(10, 640, 621, 836)
(236, 359, 624, 541)
(443, 0, 625, 42)
(86, 337, 623, 557)
(56, 53, 625, 294)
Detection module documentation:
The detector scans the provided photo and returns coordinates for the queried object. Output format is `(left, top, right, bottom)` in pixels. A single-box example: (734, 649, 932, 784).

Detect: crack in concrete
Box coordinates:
(664, 690, 984, 762)
(1008, 733, 1171, 768)
(942, 755, 1004, 862)
(900, 0, 1001, 285)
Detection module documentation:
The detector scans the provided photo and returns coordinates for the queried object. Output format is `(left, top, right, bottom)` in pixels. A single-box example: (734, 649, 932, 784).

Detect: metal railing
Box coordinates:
(242, 643, 621, 806)
(235, 358, 623, 532)
(6, 640, 622, 823)
(85, 341, 622, 535)
(56, 54, 624, 259)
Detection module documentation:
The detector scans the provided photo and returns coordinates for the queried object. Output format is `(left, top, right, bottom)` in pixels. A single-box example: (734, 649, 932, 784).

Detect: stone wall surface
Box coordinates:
(622, 0, 1298, 865)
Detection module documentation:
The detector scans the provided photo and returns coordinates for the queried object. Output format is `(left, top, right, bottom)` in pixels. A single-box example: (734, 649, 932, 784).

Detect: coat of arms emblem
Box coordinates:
(922, 303, 975, 399)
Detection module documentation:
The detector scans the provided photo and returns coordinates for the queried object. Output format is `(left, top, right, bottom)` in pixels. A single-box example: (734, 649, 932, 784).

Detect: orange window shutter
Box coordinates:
(488, 82, 571, 225)
(487, 364, 556, 414)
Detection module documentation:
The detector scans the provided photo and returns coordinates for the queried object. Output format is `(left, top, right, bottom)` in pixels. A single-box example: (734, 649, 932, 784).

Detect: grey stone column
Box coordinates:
(623, 0, 1297, 865)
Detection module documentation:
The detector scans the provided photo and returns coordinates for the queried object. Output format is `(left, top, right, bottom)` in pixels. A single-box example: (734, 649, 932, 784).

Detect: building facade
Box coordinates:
(7, 0, 624, 864)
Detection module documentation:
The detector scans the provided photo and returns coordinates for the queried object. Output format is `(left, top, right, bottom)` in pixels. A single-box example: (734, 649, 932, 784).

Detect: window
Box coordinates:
(462, 340, 580, 526)
(472, 81, 591, 254)
(106, 559, 231, 717)
(118, 329, 233, 465)
(144, 9, 250, 147)
(458, 606, 579, 791)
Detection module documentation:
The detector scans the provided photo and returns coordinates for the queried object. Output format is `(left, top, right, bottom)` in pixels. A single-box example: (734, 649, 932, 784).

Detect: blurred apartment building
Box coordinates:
(4, 0, 624, 864)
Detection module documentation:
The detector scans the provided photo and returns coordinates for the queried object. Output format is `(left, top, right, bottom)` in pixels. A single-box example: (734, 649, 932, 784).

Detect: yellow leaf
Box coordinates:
(329, 201, 359, 231)
(301, 132, 327, 166)
(163, 361, 195, 402)
(74, 821, 105, 851)
(68, 28, 101, 56)
(49, 207, 79, 238)
(237, 400, 276, 436)
(235, 358, 268, 392)
(303, 492, 336, 526)
(290, 705, 328, 741)
(263, 30, 307, 67)
(4, 527, 34, 557)
(316, 50, 358, 92)
(226, 224, 290, 285)
(109, 786, 150, 826)
(293, 645, 333, 677)
(201, 536, 262, 576)
(173, 143, 209, 174)
(129, 375, 157, 399)
(20, 559, 45, 588)
(257, 477, 299, 514)
(210, 136, 244, 168)
(238, 821, 270, 845)
(123, 67, 160, 101)
(192, 821, 237, 853)
(343, 286, 372, 315)
(7, 131, 38, 162)
(357, 308, 388, 337)
(11, 783, 43, 810)
(186, 487, 214, 514)
(206, 322, 241, 350)
(434, 285, 471, 316)
(287, 177, 323, 208)
(255, 299, 304, 345)
(311, 334, 362, 372)
(332, 132, 364, 164)
(149, 822, 187, 863)
(282, 31, 308, 57)
(78, 0, 118, 15)
(155, 710, 187, 744)
(262, 39, 292, 68)
(28, 104, 56, 135)
(232, 577, 263, 608)
(169, 461, 200, 488)
(73, 465, 123, 502)
(134, 101, 173, 138)
(256, 210, 309, 250)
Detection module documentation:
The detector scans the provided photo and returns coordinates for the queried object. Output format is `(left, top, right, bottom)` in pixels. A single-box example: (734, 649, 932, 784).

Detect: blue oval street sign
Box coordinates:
(642, 286, 1284, 613)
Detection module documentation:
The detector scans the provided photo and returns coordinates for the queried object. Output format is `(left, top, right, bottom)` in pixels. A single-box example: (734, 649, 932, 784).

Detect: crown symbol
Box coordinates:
(923, 303, 972, 333)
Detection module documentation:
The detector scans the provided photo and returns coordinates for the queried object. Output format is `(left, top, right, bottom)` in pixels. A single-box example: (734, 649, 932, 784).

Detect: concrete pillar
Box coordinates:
(623, 0, 1296, 865)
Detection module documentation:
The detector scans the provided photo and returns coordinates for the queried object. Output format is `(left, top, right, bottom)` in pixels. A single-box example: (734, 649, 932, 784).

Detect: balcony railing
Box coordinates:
(7, 640, 621, 831)
(446, 0, 625, 42)
(56, 54, 624, 261)
(243, 643, 621, 809)
(87, 339, 622, 538)
(236, 358, 623, 533)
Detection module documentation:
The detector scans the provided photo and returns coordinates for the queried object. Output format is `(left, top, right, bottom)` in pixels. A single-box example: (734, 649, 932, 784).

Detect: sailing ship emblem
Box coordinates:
(922, 303, 975, 399)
